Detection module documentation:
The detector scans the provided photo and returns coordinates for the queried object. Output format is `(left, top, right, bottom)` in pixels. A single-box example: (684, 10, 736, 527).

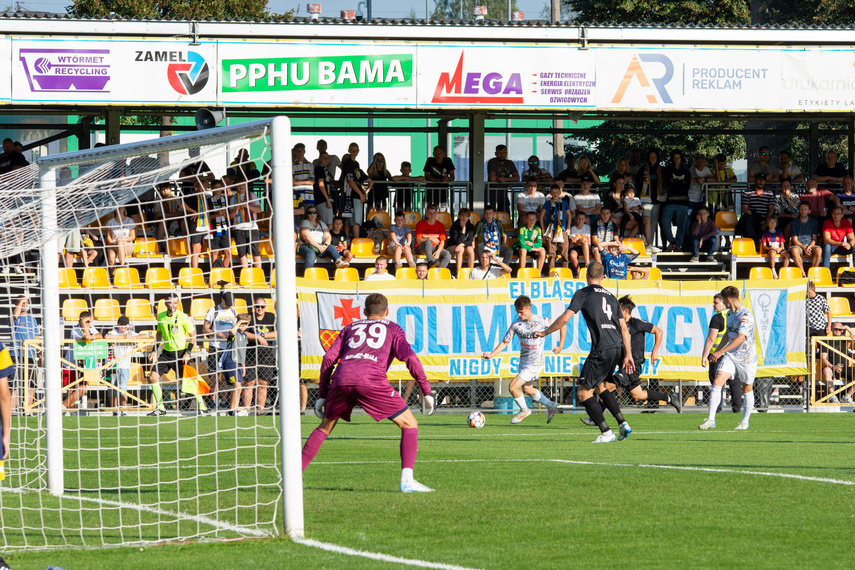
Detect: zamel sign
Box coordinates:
(19, 48, 110, 92)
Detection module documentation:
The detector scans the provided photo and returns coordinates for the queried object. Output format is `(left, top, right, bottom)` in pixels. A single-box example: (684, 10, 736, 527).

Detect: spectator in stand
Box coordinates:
(689, 154, 712, 219)
(820, 321, 855, 404)
(391, 161, 424, 212)
(64, 311, 102, 412)
(10, 296, 39, 414)
(245, 297, 276, 413)
(568, 156, 600, 184)
(575, 174, 601, 227)
(423, 145, 455, 208)
(313, 140, 342, 181)
(227, 149, 260, 182)
(776, 178, 800, 232)
(388, 211, 416, 270)
(760, 214, 790, 277)
(621, 181, 646, 240)
(822, 205, 855, 268)
(517, 211, 546, 273)
(313, 152, 336, 225)
(747, 146, 779, 182)
(777, 150, 804, 182)
(474, 205, 513, 265)
(556, 152, 577, 181)
(814, 150, 847, 185)
(626, 148, 642, 175)
(516, 178, 547, 225)
(566, 212, 591, 278)
(521, 155, 553, 183)
(340, 143, 373, 240)
(836, 176, 855, 223)
(736, 173, 775, 245)
(104, 206, 137, 268)
(203, 291, 237, 411)
(366, 153, 393, 212)
(298, 208, 347, 269)
(469, 249, 512, 279)
(154, 182, 190, 242)
(414, 204, 451, 268)
(543, 183, 574, 270)
(635, 147, 665, 252)
(806, 280, 832, 339)
(487, 144, 519, 212)
(788, 202, 822, 277)
(661, 149, 692, 252)
(230, 176, 263, 270)
(184, 179, 211, 270)
(591, 206, 618, 264)
(690, 205, 716, 263)
(105, 316, 147, 415)
(447, 208, 476, 270)
(800, 177, 838, 220)
(208, 180, 232, 269)
(603, 175, 626, 230)
(364, 256, 396, 281)
(709, 153, 737, 210)
(291, 143, 314, 189)
(328, 216, 355, 267)
(609, 157, 631, 181)
(598, 241, 648, 280)
(415, 262, 429, 280)
(0, 137, 28, 173)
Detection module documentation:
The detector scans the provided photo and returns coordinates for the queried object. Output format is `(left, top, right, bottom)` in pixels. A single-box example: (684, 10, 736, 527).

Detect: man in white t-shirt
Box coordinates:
(517, 178, 547, 225)
(105, 316, 147, 415)
(689, 155, 713, 221)
(469, 250, 512, 280)
(203, 291, 238, 408)
(364, 256, 396, 281)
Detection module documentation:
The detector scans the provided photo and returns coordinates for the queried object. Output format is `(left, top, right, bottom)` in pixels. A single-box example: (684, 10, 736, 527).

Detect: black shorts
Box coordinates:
(245, 347, 276, 382)
(579, 348, 622, 390)
(190, 232, 207, 245)
(233, 229, 260, 258)
(209, 233, 230, 251)
(610, 368, 641, 391)
(156, 350, 186, 377)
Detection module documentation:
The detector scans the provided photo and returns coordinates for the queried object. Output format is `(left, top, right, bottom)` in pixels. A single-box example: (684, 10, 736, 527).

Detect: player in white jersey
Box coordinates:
(482, 295, 566, 424)
(700, 286, 758, 431)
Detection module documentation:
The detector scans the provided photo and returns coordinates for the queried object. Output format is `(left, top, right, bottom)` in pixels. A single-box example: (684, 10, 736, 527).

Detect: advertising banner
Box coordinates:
(595, 47, 782, 111)
(298, 278, 808, 382)
(218, 41, 416, 106)
(11, 39, 218, 105)
(416, 44, 597, 109)
(780, 49, 855, 111)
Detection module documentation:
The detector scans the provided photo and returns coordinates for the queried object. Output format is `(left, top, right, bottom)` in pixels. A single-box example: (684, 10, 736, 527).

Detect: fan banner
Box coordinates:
(298, 278, 809, 381)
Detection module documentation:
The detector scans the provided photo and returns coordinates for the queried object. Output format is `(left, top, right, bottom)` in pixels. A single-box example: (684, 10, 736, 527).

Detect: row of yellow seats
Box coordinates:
(62, 296, 277, 321)
(131, 237, 275, 259)
(59, 267, 275, 289)
(305, 266, 663, 281)
(747, 265, 855, 287)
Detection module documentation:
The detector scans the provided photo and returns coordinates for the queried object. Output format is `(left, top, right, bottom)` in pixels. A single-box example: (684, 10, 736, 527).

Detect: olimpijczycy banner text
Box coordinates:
(297, 278, 808, 382)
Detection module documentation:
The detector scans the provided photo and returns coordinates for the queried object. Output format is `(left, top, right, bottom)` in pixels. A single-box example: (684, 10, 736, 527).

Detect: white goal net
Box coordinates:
(0, 117, 304, 550)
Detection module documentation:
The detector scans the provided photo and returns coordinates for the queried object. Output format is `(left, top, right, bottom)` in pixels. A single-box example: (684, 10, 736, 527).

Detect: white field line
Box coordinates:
(294, 538, 482, 570)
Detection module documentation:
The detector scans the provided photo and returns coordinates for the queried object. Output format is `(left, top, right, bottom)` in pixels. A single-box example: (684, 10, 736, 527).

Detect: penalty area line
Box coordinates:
(294, 537, 482, 570)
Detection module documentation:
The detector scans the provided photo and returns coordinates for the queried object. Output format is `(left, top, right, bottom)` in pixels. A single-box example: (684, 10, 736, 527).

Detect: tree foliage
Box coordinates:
(67, 0, 271, 19)
(752, 0, 855, 26)
(432, 0, 519, 20)
(568, 0, 750, 25)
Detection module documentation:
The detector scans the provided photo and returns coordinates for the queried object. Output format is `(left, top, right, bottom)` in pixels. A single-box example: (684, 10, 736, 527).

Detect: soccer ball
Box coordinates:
(467, 411, 486, 428)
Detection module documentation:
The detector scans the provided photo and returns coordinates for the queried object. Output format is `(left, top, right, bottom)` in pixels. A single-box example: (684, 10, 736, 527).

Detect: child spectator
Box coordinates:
(447, 209, 476, 270)
(329, 216, 355, 266)
(221, 313, 251, 416)
(598, 241, 649, 280)
(517, 211, 546, 273)
(105, 316, 149, 416)
(208, 179, 232, 269)
(591, 207, 618, 264)
(387, 211, 415, 270)
(567, 212, 591, 278)
(620, 181, 645, 240)
(690, 206, 717, 263)
(543, 183, 573, 271)
(760, 214, 790, 277)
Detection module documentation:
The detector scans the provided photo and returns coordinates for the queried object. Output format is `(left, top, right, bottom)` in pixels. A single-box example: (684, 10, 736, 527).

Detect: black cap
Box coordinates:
(579, 174, 594, 183)
(754, 172, 766, 180)
(220, 291, 233, 306)
(117, 316, 130, 325)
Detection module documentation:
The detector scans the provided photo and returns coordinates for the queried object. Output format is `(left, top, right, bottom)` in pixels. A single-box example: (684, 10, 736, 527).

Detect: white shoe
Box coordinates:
(235, 407, 249, 417)
(546, 401, 558, 424)
(843, 394, 854, 404)
(401, 479, 434, 493)
(593, 430, 616, 443)
(699, 418, 716, 430)
(734, 421, 749, 430)
(829, 395, 840, 404)
(580, 417, 596, 427)
(649, 245, 661, 254)
(511, 409, 531, 424)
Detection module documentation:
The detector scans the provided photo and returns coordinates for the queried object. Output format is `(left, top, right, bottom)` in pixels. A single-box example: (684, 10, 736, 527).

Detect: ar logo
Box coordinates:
(612, 54, 674, 104)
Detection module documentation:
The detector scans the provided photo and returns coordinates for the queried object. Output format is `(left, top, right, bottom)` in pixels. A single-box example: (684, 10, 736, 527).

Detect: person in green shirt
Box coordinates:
(147, 293, 198, 416)
(517, 211, 546, 273)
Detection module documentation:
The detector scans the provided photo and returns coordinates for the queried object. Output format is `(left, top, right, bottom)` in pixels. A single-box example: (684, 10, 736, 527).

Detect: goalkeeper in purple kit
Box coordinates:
(301, 293, 436, 493)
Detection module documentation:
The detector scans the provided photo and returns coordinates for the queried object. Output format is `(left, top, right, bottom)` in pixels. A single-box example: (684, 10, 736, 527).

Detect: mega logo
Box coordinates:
(432, 51, 523, 104)
(612, 54, 674, 104)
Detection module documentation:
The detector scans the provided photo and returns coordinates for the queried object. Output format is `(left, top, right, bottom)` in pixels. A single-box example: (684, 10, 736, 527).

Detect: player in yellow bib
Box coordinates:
(148, 293, 199, 416)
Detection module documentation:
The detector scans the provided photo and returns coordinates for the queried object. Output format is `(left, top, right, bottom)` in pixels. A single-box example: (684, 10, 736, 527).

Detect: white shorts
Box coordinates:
(516, 364, 543, 384)
(716, 355, 757, 386)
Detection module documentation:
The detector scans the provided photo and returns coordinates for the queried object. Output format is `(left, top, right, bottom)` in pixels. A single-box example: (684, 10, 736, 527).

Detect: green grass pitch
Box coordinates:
(3, 412, 855, 569)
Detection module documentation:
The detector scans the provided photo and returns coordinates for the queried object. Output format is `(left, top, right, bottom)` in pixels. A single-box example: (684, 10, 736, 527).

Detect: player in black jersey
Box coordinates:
(536, 261, 634, 442)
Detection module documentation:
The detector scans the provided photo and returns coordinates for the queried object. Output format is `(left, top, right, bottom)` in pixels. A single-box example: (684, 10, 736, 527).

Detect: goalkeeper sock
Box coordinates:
(599, 390, 625, 425)
(195, 395, 207, 411)
(646, 389, 669, 404)
(708, 385, 723, 421)
(513, 395, 529, 412)
(742, 390, 754, 424)
(531, 389, 554, 407)
(401, 428, 418, 471)
(151, 383, 165, 410)
(301, 429, 328, 472)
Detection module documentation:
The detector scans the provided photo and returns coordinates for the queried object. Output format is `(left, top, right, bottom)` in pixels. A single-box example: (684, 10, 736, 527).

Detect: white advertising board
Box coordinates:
(780, 49, 855, 111)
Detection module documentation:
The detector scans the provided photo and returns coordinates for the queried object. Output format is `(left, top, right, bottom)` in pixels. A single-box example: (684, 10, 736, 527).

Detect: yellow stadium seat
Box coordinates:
(428, 267, 452, 280)
(155, 298, 183, 316)
(396, 267, 417, 279)
(402, 211, 422, 230)
(61, 299, 88, 321)
(622, 237, 647, 257)
(210, 267, 236, 288)
(334, 267, 359, 281)
(260, 298, 276, 313)
(230, 239, 240, 257)
(94, 298, 121, 321)
(630, 267, 662, 280)
(436, 211, 453, 230)
(457, 268, 472, 280)
(112, 266, 143, 289)
(549, 267, 574, 279)
(145, 267, 172, 289)
(240, 267, 267, 288)
(495, 211, 513, 233)
(749, 267, 774, 280)
(271, 269, 276, 288)
(133, 237, 163, 258)
(190, 298, 214, 319)
(516, 267, 542, 280)
(168, 238, 190, 258)
(579, 267, 587, 281)
(731, 238, 757, 257)
(363, 266, 377, 279)
(499, 272, 511, 279)
(778, 267, 803, 280)
(350, 238, 377, 259)
(58, 268, 79, 288)
(258, 238, 274, 258)
(715, 210, 738, 231)
(233, 298, 248, 314)
(837, 267, 855, 287)
(367, 210, 391, 228)
(127, 299, 155, 320)
(828, 296, 854, 317)
(82, 267, 109, 288)
(178, 267, 205, 289)
(303, 267, 330, 280)
(468, 211, 481, 225)
(808, 266, 833, 287)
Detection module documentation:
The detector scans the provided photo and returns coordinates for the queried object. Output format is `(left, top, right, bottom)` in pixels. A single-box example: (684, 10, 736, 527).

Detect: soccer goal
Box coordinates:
(0, 117, 304, 550)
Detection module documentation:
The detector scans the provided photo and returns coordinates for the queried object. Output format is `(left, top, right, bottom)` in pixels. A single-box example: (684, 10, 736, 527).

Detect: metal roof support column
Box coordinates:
(552, 119, 563, 178)
(809, 122, 819, 176)
(438, 119, 449, 153)
(469, 111, 486, 212)
(848, 116, 854, 178)
(105, 107, 122, 146)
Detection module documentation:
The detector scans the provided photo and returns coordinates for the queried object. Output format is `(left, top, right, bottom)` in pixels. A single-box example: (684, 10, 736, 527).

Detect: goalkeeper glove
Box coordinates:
(314, 398, 326, 419)
(423, 394, 436, 416)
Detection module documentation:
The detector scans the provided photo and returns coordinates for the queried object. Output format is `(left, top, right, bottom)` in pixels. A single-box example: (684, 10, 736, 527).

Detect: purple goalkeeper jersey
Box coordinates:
(319, 318, 430, 398)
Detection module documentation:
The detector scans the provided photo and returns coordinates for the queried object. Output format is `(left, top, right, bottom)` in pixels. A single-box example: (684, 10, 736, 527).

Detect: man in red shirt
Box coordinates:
(822, 206, 855, 268)
(800, 178, 839, 219)
(414, 204, 451, 268)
